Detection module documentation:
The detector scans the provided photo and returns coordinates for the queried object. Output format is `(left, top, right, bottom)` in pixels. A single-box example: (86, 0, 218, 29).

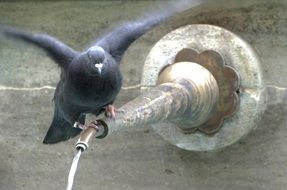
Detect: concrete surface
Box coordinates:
(0, 1, 286, 190)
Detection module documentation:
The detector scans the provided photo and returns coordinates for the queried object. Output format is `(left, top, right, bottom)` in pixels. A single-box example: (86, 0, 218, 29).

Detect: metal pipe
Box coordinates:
(76, 127, 97, 151)
(100, 62, 219, 135)
(75, 121, 108, 151)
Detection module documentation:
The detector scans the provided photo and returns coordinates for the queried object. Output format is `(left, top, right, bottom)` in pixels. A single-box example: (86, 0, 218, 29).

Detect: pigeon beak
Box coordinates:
(95, 63, 103, 75)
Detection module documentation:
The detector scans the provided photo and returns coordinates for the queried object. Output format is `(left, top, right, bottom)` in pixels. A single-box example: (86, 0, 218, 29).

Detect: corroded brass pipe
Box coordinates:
(76, 127, 97, 151)
(101, 62, 219, 135)
(75, 121, 108, 151)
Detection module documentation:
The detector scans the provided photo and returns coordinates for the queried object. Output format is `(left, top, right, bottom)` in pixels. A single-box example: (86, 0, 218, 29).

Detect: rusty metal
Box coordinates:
(100, 82, 191, 134)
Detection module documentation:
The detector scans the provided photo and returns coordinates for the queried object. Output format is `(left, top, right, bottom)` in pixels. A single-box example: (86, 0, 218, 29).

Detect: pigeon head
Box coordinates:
(85, 46, 106, 75)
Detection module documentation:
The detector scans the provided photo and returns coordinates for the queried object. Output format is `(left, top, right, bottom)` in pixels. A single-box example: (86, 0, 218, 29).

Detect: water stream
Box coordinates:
(66, 149, 82, 190)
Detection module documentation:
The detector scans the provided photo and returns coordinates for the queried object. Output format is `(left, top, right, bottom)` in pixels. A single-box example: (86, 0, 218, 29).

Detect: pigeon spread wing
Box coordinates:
(93, 1, 198, 63)
(0, 26, 78, 68)
(94, 8, 175, 63)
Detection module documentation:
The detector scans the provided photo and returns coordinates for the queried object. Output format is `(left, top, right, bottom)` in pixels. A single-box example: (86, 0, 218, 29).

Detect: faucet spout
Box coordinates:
(75, 120, 108, 151)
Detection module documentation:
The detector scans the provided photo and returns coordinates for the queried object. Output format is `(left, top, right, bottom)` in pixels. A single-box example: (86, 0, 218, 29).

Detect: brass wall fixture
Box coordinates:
(157, 49, 240, 134)
(141, 24, 264, 151)
(80, 24, 264, 151)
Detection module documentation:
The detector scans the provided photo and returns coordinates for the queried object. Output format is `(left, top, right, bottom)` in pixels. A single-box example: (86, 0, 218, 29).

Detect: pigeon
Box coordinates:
(0, 2, 192, 144)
